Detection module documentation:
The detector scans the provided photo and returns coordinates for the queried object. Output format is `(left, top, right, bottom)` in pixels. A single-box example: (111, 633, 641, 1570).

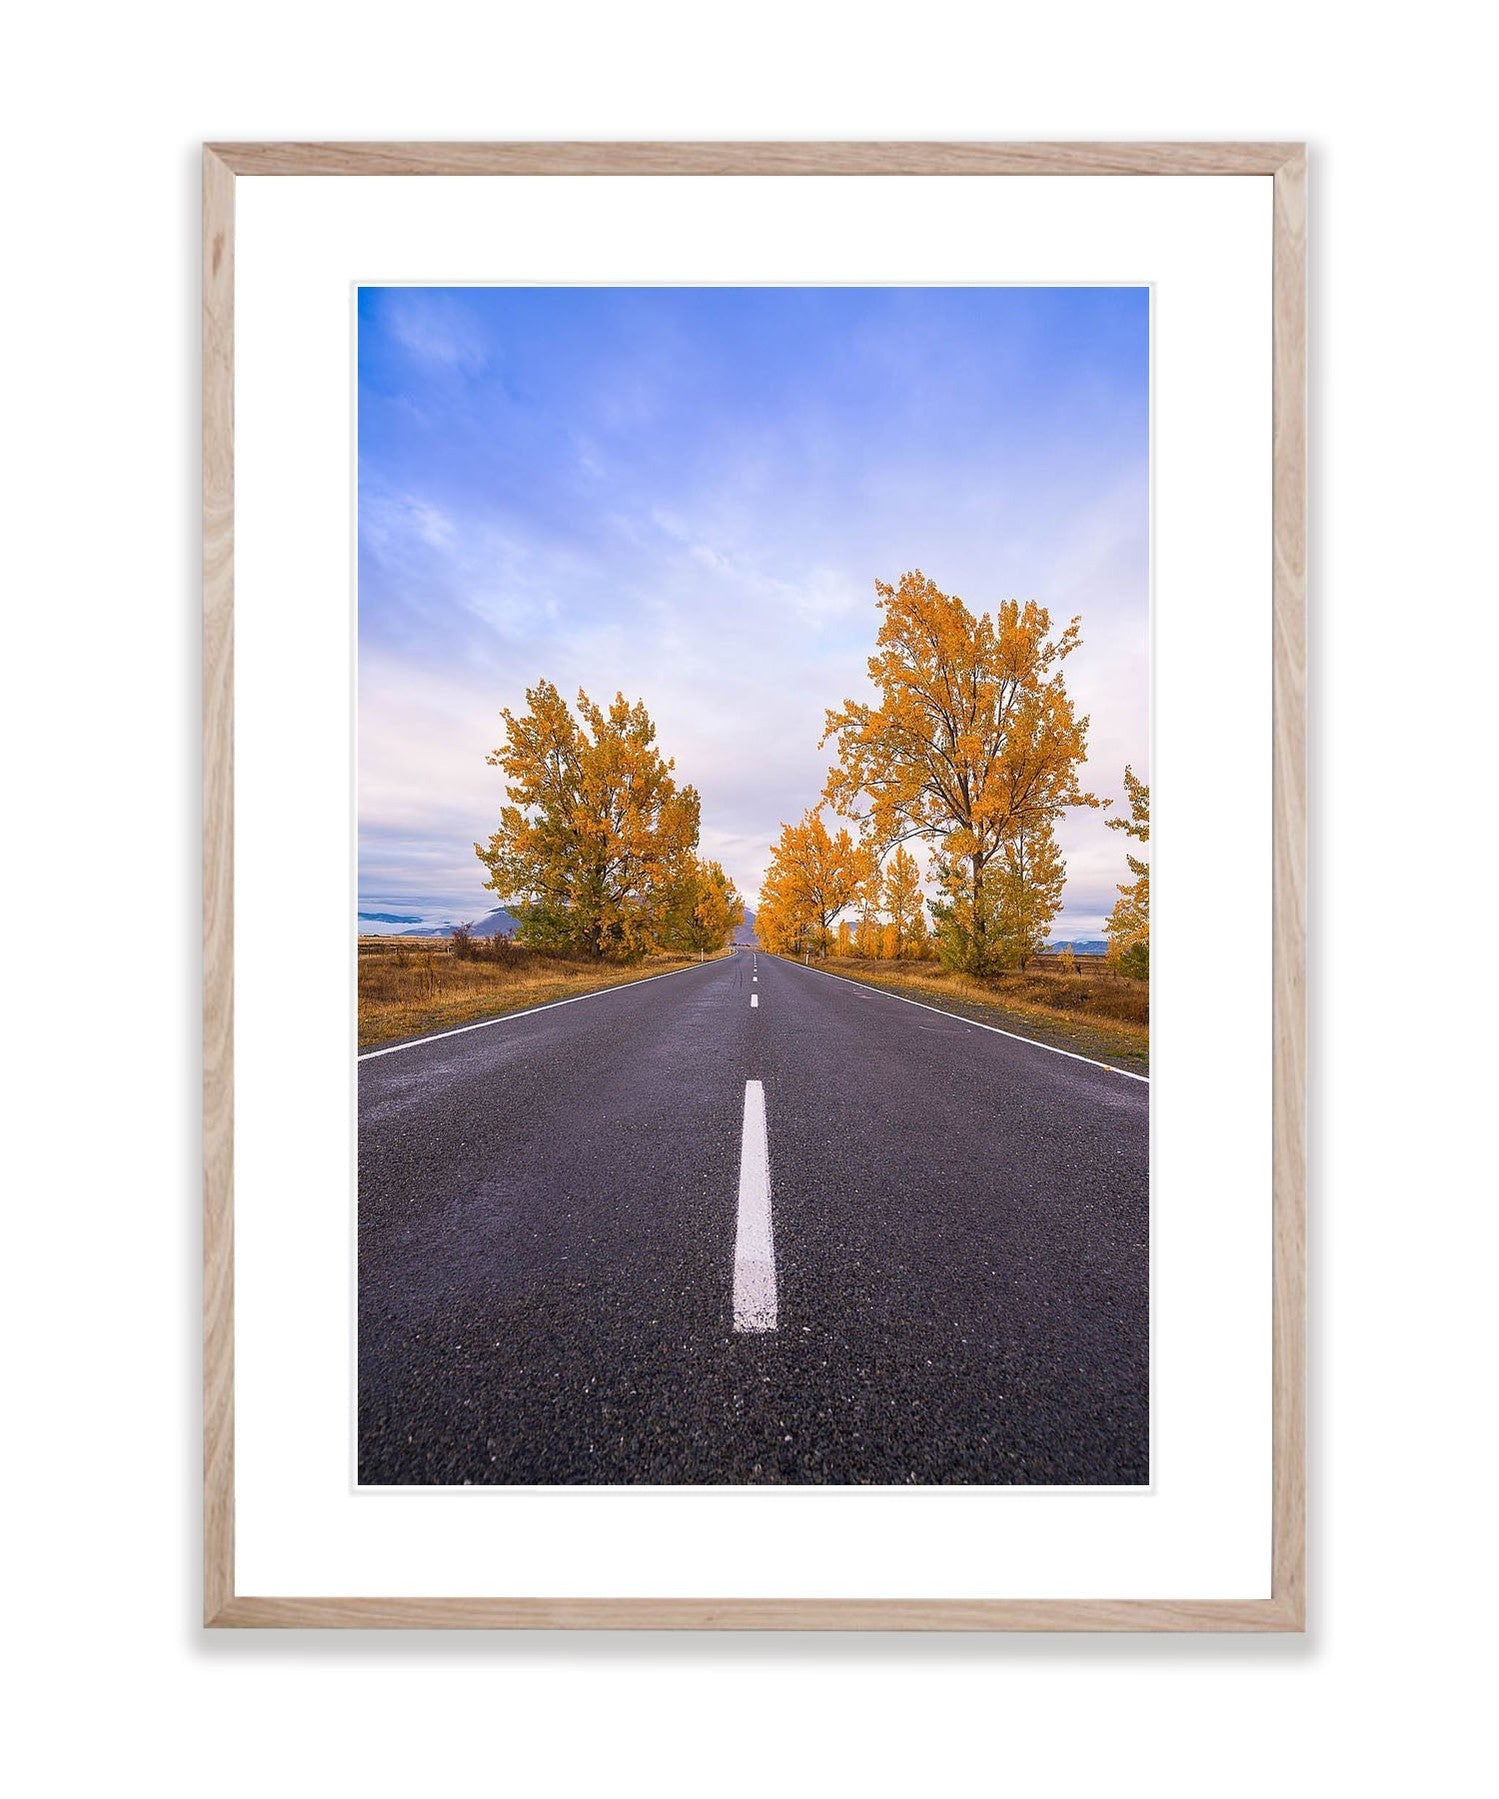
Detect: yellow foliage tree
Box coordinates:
(823, 570, 1099, 974)
(753, 889, 805, 957)
(1104, 765, 1150, 978)
(881, 843, 924, 958)
(476, 680, 700, 962)
(995, 814, 1066, 968)
(667, 856, 746, 956)
(931, 815, 1064, 971)
(759, 809, 862, 958)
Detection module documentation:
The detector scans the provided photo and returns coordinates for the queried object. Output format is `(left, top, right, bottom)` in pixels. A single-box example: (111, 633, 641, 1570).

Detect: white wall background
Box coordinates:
(2, 4, 1492, 1794)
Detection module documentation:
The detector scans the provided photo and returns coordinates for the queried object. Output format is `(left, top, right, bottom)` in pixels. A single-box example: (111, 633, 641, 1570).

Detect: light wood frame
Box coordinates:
(203, 140, 1306, 1631)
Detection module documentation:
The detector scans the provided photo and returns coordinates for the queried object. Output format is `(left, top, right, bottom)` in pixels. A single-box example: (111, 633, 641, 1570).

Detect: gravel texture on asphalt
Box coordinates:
(358, 950, 1149, 1484)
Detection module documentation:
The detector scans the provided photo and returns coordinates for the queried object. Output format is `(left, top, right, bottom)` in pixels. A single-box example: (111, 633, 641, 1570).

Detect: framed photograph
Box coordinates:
(204, 141, 1305, 1629)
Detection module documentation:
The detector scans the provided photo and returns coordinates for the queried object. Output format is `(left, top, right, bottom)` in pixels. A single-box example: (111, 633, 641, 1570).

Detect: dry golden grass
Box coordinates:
(358, 937, 726, 1050)
(814, 956, 1150, 1071)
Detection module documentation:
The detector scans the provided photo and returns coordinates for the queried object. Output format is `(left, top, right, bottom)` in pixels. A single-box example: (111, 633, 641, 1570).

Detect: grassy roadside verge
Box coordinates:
(358, 940, 730, 1051)
(788, 956, 1150, 1075)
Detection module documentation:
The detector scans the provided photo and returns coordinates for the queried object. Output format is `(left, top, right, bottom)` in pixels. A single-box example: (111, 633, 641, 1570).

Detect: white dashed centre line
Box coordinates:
(750, 993, 758, 1008)
(733, 1080, 776, 1332)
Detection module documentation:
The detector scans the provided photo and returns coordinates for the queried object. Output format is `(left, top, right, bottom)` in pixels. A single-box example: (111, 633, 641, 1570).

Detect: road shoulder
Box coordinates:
(786, 959, 1151, 1077)
(358, 950, 735, 1054)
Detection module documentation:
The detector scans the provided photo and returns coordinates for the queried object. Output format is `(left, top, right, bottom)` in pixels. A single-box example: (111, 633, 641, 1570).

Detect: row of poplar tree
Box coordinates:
(470, 570, 1149, 976)
(755, 570, 1150, 977)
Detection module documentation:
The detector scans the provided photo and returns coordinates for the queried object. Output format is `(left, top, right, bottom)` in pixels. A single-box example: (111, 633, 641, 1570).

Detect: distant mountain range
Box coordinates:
(361, 904, 1093, 955)
(404, 906, 520, 939)
(427, 904, 758, 945)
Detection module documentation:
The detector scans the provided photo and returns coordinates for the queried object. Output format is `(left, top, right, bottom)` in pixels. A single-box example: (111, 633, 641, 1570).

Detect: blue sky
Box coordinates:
(358, 285, 1149, 935)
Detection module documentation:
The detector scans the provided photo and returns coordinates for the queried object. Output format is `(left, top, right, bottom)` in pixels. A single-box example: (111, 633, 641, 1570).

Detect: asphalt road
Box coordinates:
(358, 949, 1149, 1484)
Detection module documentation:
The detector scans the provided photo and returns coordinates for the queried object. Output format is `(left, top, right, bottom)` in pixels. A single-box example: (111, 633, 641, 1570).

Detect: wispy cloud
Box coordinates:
(379, 290, 492, 374)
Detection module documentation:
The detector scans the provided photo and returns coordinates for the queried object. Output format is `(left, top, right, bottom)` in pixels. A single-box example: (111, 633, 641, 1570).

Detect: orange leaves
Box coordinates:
(929, 814, 1066, 973)
(882, 844, 923, 956)
(669, 856, 746, 955)
(822, 569, 1099, 973)
(1106, 764, 1151, 872)
(758, 809, 862, 957)
(823, 570, 1097, 864)
(476, 681, 701, 962)
(1104, 765, 1150, 970)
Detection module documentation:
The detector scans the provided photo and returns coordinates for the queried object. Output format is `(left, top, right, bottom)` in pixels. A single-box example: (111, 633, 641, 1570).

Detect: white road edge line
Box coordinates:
(785, 958, 1149, 1083)
(733, 1079, 776, 1332)
(358, 957, 720, 1062)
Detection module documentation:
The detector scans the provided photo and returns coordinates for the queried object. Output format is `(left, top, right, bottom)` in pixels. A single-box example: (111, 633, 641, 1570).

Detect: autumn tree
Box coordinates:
(700, 859, 747, 953)
(823, 571, 1099, 974)
(854, 854, 883, 958)
(882, 844, 924, 958)
(759, 809, 862, 958)
(995, 815, 1066, 968)
(929, 851, 1003, 973)
(753, 883, 812, 957)
(666, 856, 746, 957)
(476, 680, 700, 962)
(931, 815, 1065, 972)
(752, 890, 804, 957)
(1104, 764, 1150, 979)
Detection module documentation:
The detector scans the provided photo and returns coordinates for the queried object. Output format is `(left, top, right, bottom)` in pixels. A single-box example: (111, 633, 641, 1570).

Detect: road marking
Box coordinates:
(750, 993, 758, 1008)
(358, 958, 721, 1062)
(733, 1080, 776, 1332)
(783, 959, 1149, 1083)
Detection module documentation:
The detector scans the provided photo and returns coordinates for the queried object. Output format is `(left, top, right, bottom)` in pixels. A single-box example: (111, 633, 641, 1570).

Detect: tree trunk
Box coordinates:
(971, 850, 986, 972)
